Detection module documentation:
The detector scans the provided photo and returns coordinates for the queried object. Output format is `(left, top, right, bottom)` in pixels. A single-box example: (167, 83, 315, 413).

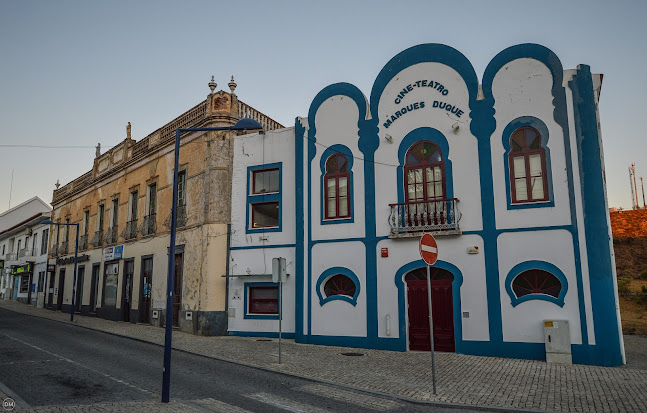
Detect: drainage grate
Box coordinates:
(341, 352, 365, 356)
(256, 339, 273, 342)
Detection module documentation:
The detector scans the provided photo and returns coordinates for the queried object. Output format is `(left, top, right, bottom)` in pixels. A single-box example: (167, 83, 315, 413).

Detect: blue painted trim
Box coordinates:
(315, 267, 360, 306)
(243, 281, 279, 320)
(501, 117, 555, 209)
(504, 261, 568, 307)
(394, 259, 464, 352)
(294, 118, 306, 341)
(246, 163, 282, 234)
(396, 128, 454, 207)
(319, 144, 355, 225)
(230, 244, 296, 251)
(570, 65, 622, 366)
(228, 331, 295, 339)
(312, 236, 388, 245)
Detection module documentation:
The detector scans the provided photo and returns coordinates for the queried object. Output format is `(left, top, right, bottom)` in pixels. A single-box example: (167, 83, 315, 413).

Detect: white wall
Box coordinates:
(498, 230, 581, 344)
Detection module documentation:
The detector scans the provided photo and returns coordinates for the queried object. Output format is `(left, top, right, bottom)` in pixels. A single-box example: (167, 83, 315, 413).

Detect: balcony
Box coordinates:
(18, 248, 38, 261)
(91, 230, 104, 248)
(79, 235, 88, 251)
(5, 252, 20, 266)
(59, 241, 69, 255)
(105, 227, 118, 245)
(49, 245, 58, 257)
(164, 204, 187, 229)
(143, 214, 156, 236)
(388, 198, 462, 238)
(124, 220, 138, 241)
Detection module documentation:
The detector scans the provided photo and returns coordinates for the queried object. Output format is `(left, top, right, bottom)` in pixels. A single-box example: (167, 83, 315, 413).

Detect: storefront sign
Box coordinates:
(11, 264, 31, 275)
(56, 254, 90, 265)
(103, 245, 124, 261)
(47, 264, 56, 272)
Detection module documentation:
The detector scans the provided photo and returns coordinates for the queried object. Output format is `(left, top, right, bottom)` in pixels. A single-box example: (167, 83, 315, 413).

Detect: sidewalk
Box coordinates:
(1, 299, 646, 413)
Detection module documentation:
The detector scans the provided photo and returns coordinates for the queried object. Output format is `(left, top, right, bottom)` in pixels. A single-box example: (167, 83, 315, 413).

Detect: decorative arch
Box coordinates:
(316, 267, 361, 307)
(394, 259, 464, 351)
(504, 261, 568, 307)
(319, 144, 355, 224)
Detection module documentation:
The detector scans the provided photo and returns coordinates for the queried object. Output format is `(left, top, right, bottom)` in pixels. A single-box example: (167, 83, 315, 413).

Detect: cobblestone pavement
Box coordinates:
(2, 299, 646, 413)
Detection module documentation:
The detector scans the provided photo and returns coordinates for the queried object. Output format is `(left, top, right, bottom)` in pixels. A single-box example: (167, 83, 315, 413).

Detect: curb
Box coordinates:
(0, 303, 555, 413)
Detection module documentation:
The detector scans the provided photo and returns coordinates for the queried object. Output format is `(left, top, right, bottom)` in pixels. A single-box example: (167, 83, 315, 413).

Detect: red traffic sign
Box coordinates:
(419, 233, 438, 265)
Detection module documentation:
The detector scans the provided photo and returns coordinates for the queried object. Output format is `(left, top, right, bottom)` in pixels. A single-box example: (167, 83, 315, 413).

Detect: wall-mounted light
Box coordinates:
(384, 134, 393, 144)
(452, 123, 460, 134)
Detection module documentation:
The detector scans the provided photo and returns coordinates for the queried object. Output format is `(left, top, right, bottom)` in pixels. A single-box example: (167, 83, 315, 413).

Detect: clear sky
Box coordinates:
(1, 0, 645, 212)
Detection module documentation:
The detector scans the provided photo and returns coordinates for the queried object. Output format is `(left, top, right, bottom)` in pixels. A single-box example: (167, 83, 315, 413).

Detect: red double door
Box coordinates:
(406, 268, 455, 352)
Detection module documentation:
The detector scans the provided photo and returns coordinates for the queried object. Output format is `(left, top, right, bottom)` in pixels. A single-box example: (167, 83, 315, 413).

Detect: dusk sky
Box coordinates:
(1, 0, 645, 212)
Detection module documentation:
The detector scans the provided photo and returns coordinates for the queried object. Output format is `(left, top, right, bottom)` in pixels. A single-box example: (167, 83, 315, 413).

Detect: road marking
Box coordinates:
(0, 358, 63, 366)
(245, 392, 330, 413)
(4, 334, 160, 398)
(191, 398, 254, 413)
(296, 383, 403, 411)
(420, 245, 437, 254)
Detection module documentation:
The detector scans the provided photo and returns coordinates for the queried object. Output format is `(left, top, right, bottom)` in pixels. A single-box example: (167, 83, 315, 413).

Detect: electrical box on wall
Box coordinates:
(185, 311, 193, 321)
(467, 246, 479, 254)
(152, 310, 159, 319)
(544, 320, 572, 365)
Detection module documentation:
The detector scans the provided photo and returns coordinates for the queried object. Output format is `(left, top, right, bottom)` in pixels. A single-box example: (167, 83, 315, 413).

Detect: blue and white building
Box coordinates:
(227, 43, 625, 366)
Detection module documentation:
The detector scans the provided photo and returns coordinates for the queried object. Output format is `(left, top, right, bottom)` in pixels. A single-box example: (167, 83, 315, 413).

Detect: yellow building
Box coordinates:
(46, 78, 282, 335)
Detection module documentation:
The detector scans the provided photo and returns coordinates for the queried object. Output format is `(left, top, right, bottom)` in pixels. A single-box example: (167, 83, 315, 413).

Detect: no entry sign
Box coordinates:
(419, 233, 438, 265)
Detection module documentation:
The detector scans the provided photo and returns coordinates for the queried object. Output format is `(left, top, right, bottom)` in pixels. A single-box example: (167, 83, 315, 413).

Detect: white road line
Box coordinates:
(0, 358, 63, 366)
(4, 334, 160, 398)
(245, 392, 330, 413)
(420, 245, 437, 254)
(192, 398, 255, 413)
(296, 383, 403, 411)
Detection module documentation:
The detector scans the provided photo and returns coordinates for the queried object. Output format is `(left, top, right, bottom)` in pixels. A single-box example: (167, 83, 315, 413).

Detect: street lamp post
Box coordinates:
(41, 219, 79, 322)
(162, 118, 263, 403)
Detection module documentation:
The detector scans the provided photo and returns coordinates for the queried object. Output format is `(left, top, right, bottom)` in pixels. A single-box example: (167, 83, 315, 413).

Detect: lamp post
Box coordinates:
(41, 219, 79, 322)
(162, 118, 263, 403)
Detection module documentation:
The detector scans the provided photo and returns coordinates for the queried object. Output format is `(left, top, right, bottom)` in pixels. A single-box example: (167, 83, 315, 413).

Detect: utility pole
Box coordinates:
(629, 163, 639, 210)
(641, 176, 646, 209)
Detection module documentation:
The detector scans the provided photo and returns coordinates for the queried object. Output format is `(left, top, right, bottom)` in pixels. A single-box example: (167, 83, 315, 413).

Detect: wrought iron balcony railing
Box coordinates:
(79, 235, 88, 251)
(59, 241, 69, 255)
(91, 230, 104, 248)
(105, 227, 118, 245)
(5, 252, 19, 261)
(48, 245, 58, 257)
(143, 214, 156, 236)
(124, 220, 138, 240)
(18, 248, 38, 258)
(388, 198, 461, 238)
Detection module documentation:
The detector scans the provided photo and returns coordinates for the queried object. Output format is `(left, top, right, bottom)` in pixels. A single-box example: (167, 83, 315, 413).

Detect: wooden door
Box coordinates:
(122, 260, 134, 322)
(57, 269, 65, 310)
(140, 257, 152, 324)
(406, 268, 455, 352)
(172, 253, 183, 327)
(89, 265, 99, 313)
(75, 267, 84, 312)
(47, 273, 55, 307)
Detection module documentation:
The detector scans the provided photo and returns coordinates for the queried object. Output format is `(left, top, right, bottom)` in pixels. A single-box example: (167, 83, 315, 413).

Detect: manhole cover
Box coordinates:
(341, 352, 365, 356)
(256, 339, 273, 342)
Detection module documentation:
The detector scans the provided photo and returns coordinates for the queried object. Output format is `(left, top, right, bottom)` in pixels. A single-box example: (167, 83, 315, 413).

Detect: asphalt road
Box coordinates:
(0, 308, 482, 412)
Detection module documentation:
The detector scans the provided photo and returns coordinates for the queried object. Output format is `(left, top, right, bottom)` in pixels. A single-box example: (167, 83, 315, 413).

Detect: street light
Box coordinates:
(41, 219, 79, 322)
(162, 118, 263, 403)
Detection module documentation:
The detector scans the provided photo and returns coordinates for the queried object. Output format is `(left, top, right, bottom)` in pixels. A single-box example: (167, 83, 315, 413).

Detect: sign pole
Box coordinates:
(279, 280, 282, 364)
(426, 264, 437, 395)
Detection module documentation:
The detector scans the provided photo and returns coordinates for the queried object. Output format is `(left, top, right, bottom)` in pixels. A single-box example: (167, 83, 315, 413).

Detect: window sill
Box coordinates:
(244, 313, 279, 320)
(247, 226, 281, 234)
(321, 217, 354, 225)
(508, 200, 555, 210)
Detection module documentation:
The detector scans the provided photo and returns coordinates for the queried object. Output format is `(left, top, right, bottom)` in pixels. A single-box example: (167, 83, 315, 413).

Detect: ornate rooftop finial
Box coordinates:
(55, 179, 60, 189)
(208, 75, 217, 94)
(228, 75, 237, 94)
(96, 143, 101, 157)
(127, 122, 131, 139)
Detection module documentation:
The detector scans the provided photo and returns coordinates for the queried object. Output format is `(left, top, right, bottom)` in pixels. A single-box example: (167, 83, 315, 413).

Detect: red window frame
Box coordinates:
(248, 286, 279, 314)
(252, 168, 280, 195)
(324, 154, 351, 220)
(509, 127, 549, 203)
(404, 141, 446, 204)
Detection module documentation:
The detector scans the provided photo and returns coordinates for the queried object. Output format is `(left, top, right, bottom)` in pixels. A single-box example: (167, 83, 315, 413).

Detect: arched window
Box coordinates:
(512, 269, 562, 299)
(324, 153, 350, 219)
(404, 141, 446, 223)
(324, 274, 357, 298)
(509, 127, 548, 203)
